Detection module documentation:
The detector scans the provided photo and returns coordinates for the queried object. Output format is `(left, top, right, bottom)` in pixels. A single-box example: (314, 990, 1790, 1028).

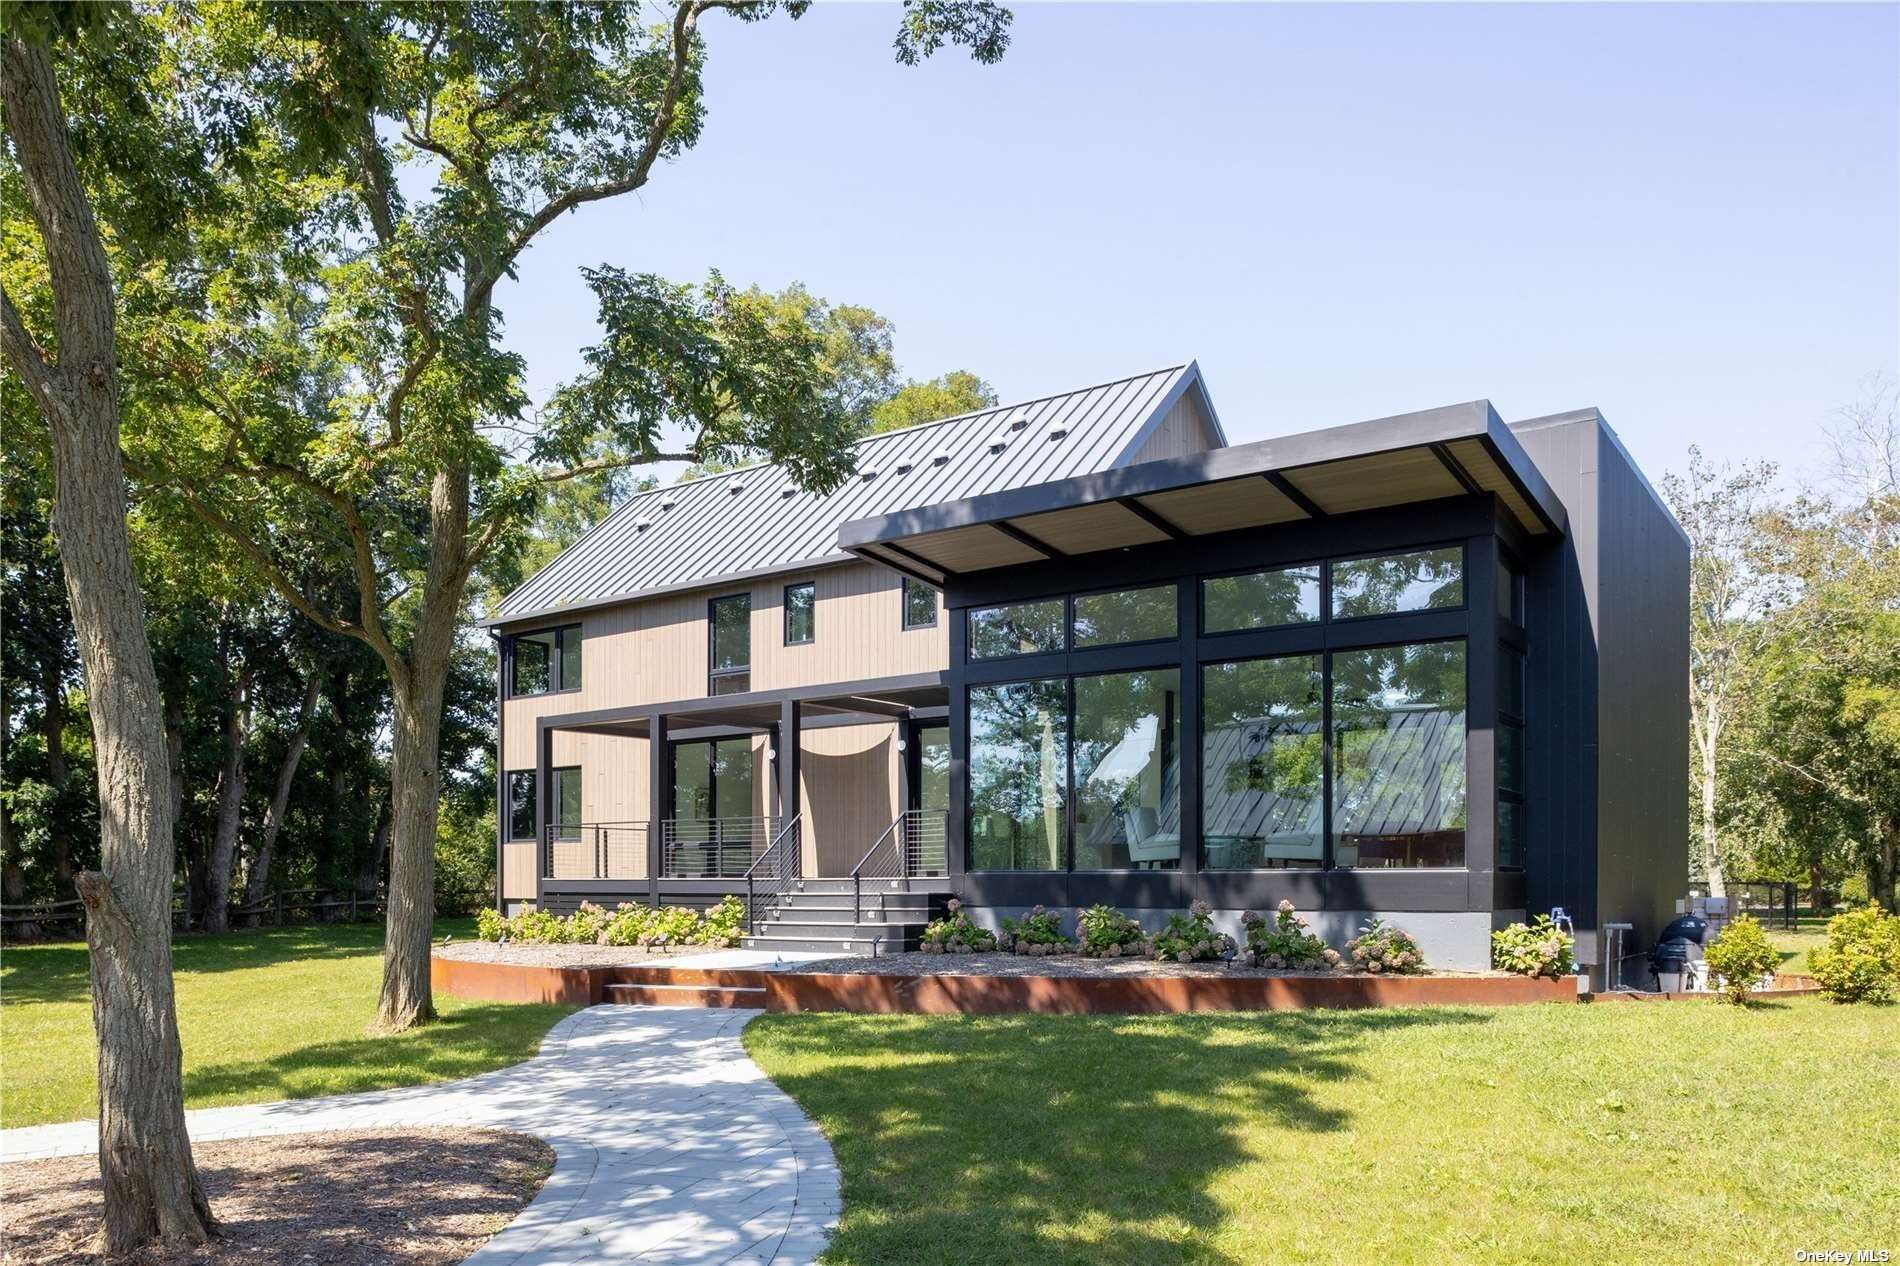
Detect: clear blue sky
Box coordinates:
(495, 2, 1899, 487)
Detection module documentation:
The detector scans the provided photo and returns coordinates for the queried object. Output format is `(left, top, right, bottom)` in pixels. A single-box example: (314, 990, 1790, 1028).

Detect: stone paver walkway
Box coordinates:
(1, 1007, 838, 1265)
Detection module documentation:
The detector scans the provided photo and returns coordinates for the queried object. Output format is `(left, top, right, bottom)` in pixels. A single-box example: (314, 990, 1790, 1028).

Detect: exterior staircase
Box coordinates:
(739, 877, 933, 955)
(605, 965, 768, 1008)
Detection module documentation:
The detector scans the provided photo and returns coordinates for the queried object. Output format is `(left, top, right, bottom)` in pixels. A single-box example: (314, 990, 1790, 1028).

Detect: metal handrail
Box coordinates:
(543, 822, 648, 880)
(743, 815, 802, 935)
(659, 816, 781, 879)
(849, 808, 948, 923)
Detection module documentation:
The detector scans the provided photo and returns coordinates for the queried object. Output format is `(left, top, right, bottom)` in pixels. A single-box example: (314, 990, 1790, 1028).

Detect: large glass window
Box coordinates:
(1073, 585, 1177, 648)
(1073, 670, 1180, 869)
(509, 624, 581, 697)
(1498, 647, 1526, 869)
(902, 577, 939, 630)
(552, 767, 582, 842)
(1202, 656, 1326, 869)
(1331, 641, 1467, 868)
(1330, 547, 1464, 619)
(968, 599, 1065, 660)
(784, 582, 815, 646)
(968, 679, 1067, 870)
(709, 594, 751, 695)
(915, 724, 950, 812)
(507, 770, 536, 840)
(1203, 566, 1322, 634)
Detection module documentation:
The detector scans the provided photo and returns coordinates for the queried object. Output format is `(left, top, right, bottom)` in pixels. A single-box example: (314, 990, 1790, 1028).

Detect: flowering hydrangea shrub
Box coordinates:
(567, 901, 611, 945)
(698, 895, 747, 947)
(921, 898, 999, 954)
(1151, 900, 1235, 964)
(1076, 904, 1149, 958)
(602, 903, 653, 946)
(999, 904, 1074, 955)
(1345, 918, 1426, 974)
(1239, 900, 1334, 970)
(476, 907, 506, 941)
(1491, 914, 1575, 978)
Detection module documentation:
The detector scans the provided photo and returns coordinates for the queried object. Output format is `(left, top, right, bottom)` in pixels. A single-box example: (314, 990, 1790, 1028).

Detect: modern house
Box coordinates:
(485, 363, 1688, 977)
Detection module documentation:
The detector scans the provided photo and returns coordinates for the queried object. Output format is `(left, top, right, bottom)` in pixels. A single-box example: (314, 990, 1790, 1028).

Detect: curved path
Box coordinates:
(1, 1007, 840, 1265)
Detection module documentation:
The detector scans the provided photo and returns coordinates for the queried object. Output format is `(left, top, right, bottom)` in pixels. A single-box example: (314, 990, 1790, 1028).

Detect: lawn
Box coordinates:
(1, 919, 571, 1128)
(746, 997, 1900, 1265)
(1766, 912, 1835, 975)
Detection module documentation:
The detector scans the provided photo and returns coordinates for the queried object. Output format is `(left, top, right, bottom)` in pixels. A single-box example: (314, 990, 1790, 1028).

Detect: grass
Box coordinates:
(746, 997, 1900, 1265)
(1765, 912, 1835, 975)
(1, 919, 571, 1128)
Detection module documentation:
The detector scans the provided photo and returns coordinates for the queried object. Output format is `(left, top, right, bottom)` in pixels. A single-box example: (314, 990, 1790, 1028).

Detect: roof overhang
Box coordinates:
(836, 400, 1566, 583)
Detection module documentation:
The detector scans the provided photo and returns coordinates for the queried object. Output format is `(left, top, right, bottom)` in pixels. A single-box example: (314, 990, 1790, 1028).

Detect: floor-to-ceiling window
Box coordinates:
(1201, 655, 1324, 869)
(672, 738, 757, 821)
(1331, 641, 1467, 868)
(968, 679, 1067, 870)
(1073, 669, 1180, 869)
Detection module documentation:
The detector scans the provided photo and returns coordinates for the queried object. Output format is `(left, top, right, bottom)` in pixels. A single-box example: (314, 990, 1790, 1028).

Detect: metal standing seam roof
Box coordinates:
(487, 363, 1221, 626)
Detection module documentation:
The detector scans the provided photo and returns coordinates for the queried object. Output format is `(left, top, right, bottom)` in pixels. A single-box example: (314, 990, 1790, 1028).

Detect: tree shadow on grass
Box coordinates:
(749, 1006, 1493, 1266)
(180, 1002, 569, 1107)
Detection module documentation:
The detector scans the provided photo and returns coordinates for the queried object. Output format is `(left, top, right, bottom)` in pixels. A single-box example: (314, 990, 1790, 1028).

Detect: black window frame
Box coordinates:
(708, 593, 752, 696)
(902, 576, 939, 630)
(1496, 643, 1527, 871)
(1200, 562, 1324, 637)
(505, 623, 582, 698)
(1326, 544, 1468, 625)
(1070, 581, 1180, 651)
(783, 581, 816, 647)
(966, 596, 1070, 662)
(506, 768, 537, 841)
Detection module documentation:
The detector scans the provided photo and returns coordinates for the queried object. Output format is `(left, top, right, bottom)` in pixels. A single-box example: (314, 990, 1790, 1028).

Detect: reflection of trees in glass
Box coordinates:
(968, 679, 1066, 870)
(1073, 670, 1179, 868)
(1073, 586, 1176, 647)
(711, 595, 750, 669)
(1330, 547, 1464, 618)
(1202, 657, 1324, 864)
(968, 600, 1065, 659)
(1204, 566, 1320, 632)
(1331, 641, 1467, 866)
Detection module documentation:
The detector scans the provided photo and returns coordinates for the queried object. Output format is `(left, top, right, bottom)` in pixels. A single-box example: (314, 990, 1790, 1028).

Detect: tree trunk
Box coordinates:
(242, 672, 319, 908)
(1876, 816, 1899, 915)
(1, 33, 215, 1250)
(357, 789, 390, 900)
(1698, 723, 1726, 898)
(201, 643, 251, 936)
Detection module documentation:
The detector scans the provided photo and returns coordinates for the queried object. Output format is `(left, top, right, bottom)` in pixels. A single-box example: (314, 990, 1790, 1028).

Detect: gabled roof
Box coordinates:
(487, 362, 1222, 626)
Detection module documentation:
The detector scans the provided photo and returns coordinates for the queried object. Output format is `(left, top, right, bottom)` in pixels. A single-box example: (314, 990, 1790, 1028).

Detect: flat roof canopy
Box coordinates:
(545, 673, 948, 739)
(836, 399, 1566, 584)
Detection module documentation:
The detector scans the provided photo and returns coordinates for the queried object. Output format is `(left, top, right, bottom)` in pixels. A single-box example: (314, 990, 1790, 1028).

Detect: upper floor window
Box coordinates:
(1496, 555, 1524, 624)
(784, 582, 816, 646)
(902, 577, 939, 630)
(508, 624, 581, 697)
(709, 594, 751, 695)
(1329, 546, 1464, 619)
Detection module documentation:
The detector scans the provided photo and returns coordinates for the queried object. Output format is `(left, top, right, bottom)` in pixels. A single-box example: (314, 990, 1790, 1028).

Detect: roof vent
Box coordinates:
(931, 450, 950, 466)
(1007, 413, 1030, 432)
(659, 497, 677, 511)
(895, 460, 914, 474)
(987, 436, 1010, 454)
(780, 487, 797, 499)
(728, 482, 745, 495)
(633, 517, 654, 532)
(1047, 425, 1070, 441)
(861, 467, 879, 482)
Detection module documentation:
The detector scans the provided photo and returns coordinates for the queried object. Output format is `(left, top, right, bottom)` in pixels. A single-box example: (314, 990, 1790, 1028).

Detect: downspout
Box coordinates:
(490, 628, 504, 914)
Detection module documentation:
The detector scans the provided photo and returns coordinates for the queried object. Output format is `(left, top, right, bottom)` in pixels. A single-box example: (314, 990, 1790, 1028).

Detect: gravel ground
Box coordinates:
(784, 950, 1488, 979)
(432, 940, 728, 967)
(0, 1128, 552, 1266)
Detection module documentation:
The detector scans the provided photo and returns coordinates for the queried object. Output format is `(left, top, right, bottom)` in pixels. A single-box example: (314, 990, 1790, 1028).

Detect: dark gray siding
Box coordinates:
(1510, 411, 1688, 965)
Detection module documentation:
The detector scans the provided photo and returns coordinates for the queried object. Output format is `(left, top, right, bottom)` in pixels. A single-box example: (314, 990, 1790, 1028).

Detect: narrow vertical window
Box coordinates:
(507, 770, 537, 840)
(709, 594, 751, 694)
(784, 582, 816, 645)
(902, 577, 939, 630)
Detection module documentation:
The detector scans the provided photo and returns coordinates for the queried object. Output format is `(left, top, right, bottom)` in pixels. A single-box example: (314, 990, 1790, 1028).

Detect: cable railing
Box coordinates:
(660, 816, 782, 879)
(744, 816, 802, 934)
(850, 808, 948, 922)
(542, 821, 648, 880)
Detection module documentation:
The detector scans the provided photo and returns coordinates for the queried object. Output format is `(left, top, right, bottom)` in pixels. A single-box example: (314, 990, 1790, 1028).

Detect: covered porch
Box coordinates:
(527, 672, 952, 917)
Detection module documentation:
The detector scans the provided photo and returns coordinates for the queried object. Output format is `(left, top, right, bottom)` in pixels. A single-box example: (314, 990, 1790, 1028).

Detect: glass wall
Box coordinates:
(1330, 547, 1464, 618)
(968, 600, 1065, 659)
(1201, 656, 1324, 869)
(968, 679, 1067, 869)
(1331, 641, 1467, 867)
(1073, 670, 1180, 869)
(1203, 565, 1321, 633)
(1073, 585, 1177, 648)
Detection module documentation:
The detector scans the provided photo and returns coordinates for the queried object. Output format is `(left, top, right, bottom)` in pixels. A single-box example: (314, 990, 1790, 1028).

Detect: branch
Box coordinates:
(466, 0, 712, 310)
(353, 115, 440, 455)
(533, 452, 694, 485)
(0, 284, 58, 414)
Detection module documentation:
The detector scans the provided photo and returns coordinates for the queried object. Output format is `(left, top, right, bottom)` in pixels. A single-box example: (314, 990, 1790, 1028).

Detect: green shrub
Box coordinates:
(1346, 918, 1425, 974)
(1240, 900, 1335, 970)
(921, 898, 998, 953)
(475, 907, 506, 942)
(509, 907, 568, 944)
(1704, 915, 1781, 1004)
(567, 901, 611, 945)
(1492, 914, 1575, 979)
(1152, 900, 1235, 964)
(700, 895, 747, 947)
(433, 801, 497, 916)
(1839, 875, 1870, 907)
(1808, 903, 1900, 1004)
(601, 903, 651, 945)
(1076, 904, 1148, 958)
(999, 904, 1074, 955)
(645, 904, 703, 945)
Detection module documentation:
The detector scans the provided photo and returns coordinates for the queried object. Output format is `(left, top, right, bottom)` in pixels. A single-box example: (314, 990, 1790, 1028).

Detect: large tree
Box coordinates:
(110, 1, 1010, 1031)
(0, 18, 217, 1250)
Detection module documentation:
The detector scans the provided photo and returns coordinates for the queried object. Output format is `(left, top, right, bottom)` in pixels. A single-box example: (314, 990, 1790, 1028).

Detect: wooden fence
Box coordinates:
(1, 887, 386, 938)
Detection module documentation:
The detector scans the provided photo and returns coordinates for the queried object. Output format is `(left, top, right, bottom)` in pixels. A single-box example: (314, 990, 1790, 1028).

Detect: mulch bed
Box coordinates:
(786, 950, 1498, 980)
(1, 1129, 553, 1266)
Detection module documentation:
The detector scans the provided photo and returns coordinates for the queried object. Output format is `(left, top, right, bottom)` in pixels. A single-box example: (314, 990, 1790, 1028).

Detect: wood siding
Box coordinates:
(1128, 391, 1217, 463)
